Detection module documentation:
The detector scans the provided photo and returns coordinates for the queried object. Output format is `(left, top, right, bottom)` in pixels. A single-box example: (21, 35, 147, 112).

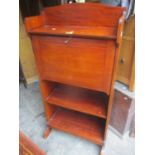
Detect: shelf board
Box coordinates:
(29, 25, 117, 39)
(48, 108, 105, 145)
(46, 84, 108, 119)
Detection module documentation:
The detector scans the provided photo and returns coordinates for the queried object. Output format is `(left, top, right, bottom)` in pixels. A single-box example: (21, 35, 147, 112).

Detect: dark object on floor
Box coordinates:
(19, 131, 46, 155)
(110, 89, 135, 137)
(129, 114, 135, 138)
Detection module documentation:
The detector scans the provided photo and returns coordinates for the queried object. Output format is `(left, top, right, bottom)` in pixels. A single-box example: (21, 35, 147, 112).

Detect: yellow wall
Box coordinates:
(19, 12, 38, 84)
(116, 15, 135, 91)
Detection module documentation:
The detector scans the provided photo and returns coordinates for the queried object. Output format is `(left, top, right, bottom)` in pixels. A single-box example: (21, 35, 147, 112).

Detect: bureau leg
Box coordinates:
(100, 143, 105, 155)
(100, 147, 105, 155)
(43, 126, 52, 139)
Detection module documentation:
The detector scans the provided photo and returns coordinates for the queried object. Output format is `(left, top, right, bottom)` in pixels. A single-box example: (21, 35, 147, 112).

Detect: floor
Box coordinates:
(19, 82, 135, 155)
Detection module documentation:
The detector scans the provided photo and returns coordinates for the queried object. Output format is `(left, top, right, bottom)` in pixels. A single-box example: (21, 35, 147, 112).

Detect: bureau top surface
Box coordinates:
(29, 25, 117, 39)
(25, 3, 125, 39)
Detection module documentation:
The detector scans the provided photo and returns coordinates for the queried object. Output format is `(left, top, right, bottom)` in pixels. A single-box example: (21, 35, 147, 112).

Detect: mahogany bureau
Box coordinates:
(25, 3, 125, 155)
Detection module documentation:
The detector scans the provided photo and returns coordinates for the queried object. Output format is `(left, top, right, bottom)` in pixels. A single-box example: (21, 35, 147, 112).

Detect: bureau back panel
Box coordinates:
(32, 35, 116, 94)
(43, 3, 125, 27)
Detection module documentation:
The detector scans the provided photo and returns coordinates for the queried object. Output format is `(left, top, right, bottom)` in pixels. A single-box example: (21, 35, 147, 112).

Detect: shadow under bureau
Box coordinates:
(25, 3, 125, 155)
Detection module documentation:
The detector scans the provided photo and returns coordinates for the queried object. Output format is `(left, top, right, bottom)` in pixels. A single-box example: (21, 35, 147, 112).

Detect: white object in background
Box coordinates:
(100, 0, 121, 6)
(121, 0, 129, 8)
(76, 0, 85, 3)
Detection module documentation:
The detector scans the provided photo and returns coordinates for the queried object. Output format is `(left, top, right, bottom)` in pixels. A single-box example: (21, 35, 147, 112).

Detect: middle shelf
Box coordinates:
(46, 84, 108, 119)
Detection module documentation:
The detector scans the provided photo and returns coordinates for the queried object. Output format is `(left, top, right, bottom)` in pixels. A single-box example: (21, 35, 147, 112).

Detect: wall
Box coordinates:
(19, 12, 38, 84)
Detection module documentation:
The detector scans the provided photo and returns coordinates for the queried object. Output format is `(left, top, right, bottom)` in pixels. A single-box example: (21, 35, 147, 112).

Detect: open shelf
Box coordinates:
(48, 108, 105, 145)
(46, 84, 108, 119)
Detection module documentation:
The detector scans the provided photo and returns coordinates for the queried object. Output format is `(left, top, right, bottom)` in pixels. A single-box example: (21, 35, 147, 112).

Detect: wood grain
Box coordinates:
(103, 15, 125, 143)
(25, 15, 45, 33)
(46, 84, 108, 119)
(25, 3, 125, 148)
(43, 3, 125, 27)
(19, 131, 46, 155)
(48, 108, 105, 145)
(29, 25, 117, 39)
(32, 36, 116, 94)
(39, 80, 57, 121)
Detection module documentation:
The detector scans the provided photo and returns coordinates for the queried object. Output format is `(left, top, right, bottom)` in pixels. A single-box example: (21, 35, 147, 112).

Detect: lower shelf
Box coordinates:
(48, 108, 105, 145)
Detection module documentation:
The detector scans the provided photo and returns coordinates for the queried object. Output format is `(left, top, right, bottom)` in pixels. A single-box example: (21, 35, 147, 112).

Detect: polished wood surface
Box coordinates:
(43, 126, 52, 139)
(43, 3, 125, 27)
(25, 15, 45, 33)
(19, 131, 46, 155)
(25, 3, 125, 153)
(39, 80, 57, 121)
(25, 3, 125, 36)
(48, 108, 105, 145)
(32, 35, 115, 94)
(29, 25, 117, 39)
(46, 84, 108, 119)
(103, 15, 125, 141)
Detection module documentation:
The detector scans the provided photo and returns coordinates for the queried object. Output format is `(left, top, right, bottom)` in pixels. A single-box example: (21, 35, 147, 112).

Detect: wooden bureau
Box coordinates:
(25, 3, 125, 154)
